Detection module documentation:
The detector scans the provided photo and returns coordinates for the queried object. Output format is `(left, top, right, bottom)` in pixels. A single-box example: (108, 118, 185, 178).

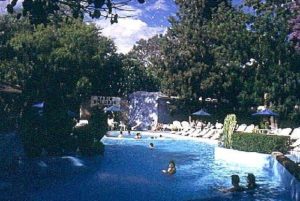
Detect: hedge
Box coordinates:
(231, 132, 291, 154)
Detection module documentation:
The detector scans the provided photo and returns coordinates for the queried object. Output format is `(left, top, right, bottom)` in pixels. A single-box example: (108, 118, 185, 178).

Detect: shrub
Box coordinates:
(75, 128, 105, 156)
(20, 105, 76, 157)
(74, 107, 106, 156)
(91, 140, 105, 155)
(231, 133, 291, 154)
(222, 114, 237, 148)
(89, 107, 107, 140)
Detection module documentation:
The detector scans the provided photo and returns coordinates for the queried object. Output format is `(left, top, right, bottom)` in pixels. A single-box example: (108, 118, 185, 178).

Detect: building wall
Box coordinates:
(128, 92, 164, 130)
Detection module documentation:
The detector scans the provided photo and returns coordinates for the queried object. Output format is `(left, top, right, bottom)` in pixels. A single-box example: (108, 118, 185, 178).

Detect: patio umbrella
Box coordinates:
(32, 102, 44, 108)
(104, 105, 121, 112)
(192, 109, 211, 116)
(252, 109, 279, 117)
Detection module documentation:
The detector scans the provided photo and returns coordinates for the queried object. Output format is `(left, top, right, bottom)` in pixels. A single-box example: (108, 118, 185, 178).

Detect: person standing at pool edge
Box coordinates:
(162, 160, 176, 175)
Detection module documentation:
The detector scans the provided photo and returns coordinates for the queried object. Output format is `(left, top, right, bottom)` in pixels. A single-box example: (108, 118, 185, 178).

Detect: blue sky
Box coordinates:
(0, 0, 243, 53)
(94, 0, 178, 53)
(96, 0, 243, 53)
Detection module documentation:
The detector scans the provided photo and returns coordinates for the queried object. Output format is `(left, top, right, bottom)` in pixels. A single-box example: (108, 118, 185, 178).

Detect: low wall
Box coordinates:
(215, 147, 300, 201)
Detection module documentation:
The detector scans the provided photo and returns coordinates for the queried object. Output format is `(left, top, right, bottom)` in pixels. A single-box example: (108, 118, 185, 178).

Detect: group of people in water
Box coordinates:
(221, 173, 257, 193)
(116, 130, 176, 175)
(115, 131, 257, 191)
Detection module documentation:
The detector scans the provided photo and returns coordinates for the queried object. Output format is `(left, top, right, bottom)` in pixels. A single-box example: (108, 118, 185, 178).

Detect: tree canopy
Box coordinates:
(130, 0, 300, 124)
(6, 0, 146, 25)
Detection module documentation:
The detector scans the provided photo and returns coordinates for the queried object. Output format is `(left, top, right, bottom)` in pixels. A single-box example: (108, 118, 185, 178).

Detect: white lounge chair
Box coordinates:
(75, 120, 89, 128)
(181, 121, 190, 130)
(211, 129, 223, 140)
(204, 122, 212, 129)
(203, 129, 216, 138)
(190, 129, 201, 137)
(290, 128, 300, 140)
(132, 120, 142, 130)
(293, 146, 300, 152)
(173, 121, 183, 131)
(182, 128, 195, 136)
(244, 124, 255, 133)
(196, 122, 203, 130)
(177, 127, 190, 135)
(278, 128, 292, 136)
(215, 123, 223, 129)
(162, 124, 171, 131)
(236, 124, 247, 132)
(291, 138, 300, 148)
(196, 128, 210, 137)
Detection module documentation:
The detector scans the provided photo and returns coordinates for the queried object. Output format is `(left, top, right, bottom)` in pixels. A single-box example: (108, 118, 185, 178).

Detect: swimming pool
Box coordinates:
(1, 132, 297, 201)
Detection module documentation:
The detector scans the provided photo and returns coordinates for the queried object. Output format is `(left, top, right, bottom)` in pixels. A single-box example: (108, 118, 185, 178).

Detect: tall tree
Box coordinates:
(151, 0, 232, 100)
(0, 16, 124, 154)
(6, 0, 146, 25)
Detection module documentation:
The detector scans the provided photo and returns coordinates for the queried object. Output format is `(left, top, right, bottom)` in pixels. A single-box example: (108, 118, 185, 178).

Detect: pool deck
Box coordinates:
(106, 130, 219, 145)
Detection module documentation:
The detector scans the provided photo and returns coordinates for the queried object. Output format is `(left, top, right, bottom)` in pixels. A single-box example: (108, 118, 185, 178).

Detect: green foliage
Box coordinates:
(72, 107, 106, 156)
(92, 140, 105, 156)
(74, 125, 105, 156)
(135, 0, 300, 124)
(119, 54, 159, 96)
(7, 0, 146, 25)
(222, 114, 237, 148)
(89, 107, 107, 140)
(74, 125, 93, 155)
(20, 105, 77, 157)
(232, 133, 291, 154)
(0, 16, 123, 156)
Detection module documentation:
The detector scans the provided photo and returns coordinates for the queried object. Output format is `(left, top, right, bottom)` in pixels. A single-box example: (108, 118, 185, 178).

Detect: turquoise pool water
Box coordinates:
(1, 132, 295, 201)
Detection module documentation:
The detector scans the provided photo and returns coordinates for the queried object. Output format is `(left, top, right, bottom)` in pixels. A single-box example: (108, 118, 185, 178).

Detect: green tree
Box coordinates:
(0, 16, 123, 155)
(119, 54, 159, 96)
(7, 0, 146, 25)
(240, 0, 300, 122)
(147, 1, 233, 102)
(136, 0, 300, 124)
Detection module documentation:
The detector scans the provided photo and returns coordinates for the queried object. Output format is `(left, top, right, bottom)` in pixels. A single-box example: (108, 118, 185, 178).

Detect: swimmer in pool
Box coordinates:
(149, 143, 154, 149)
(162, 160, 176, 175)
(247, 173, 257, 190)
(134, 133, 142, 139)
(118, 131, 123, 138)
(220, 175, 245, 193)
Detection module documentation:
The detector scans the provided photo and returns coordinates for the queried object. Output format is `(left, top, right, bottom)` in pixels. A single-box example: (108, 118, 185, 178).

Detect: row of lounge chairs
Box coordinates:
(169, 122, 223, 140)
(165, 121, 300, 151)
(236, 124, 300, 138)
(161, 121, 221, 131)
